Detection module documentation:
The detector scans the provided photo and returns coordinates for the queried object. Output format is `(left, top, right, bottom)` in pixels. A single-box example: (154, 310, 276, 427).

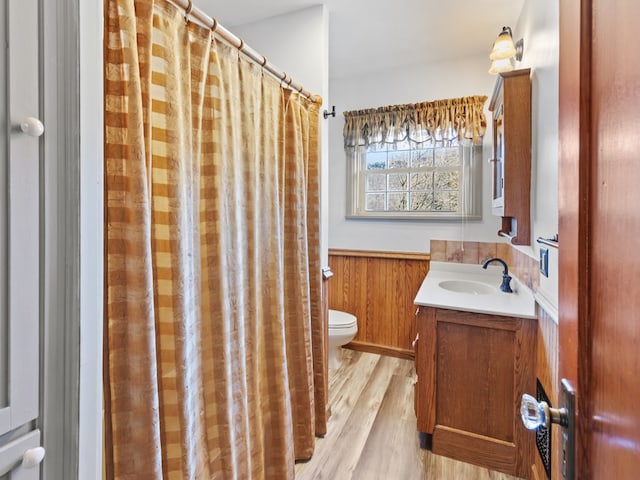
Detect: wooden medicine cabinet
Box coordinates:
(488, 68, 531, 245)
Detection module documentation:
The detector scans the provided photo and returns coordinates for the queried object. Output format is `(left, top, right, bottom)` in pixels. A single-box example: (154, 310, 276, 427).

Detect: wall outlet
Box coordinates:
(540, 248, 549, 277)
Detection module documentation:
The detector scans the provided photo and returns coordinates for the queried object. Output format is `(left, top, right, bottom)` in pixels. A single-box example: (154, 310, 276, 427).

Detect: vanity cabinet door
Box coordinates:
(431, 309, 536, 478)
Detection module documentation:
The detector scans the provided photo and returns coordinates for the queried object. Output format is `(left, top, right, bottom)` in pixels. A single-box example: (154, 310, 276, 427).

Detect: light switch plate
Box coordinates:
(540, 248, 549, 277)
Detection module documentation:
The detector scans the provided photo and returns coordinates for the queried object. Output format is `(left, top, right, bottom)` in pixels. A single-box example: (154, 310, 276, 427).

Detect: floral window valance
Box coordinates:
(343, 95, 488, 148)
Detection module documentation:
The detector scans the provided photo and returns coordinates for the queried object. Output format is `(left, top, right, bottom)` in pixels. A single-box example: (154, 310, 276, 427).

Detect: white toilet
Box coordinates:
(328, 309, 358, 369)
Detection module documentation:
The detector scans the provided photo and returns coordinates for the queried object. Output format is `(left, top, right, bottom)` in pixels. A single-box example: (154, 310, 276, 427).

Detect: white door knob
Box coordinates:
(21, 447, 45, 468)
(19, 117, 45, 137)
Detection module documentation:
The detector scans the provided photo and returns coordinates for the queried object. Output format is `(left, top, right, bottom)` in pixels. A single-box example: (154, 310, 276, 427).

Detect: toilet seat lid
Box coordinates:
(329, 310, 357, 328)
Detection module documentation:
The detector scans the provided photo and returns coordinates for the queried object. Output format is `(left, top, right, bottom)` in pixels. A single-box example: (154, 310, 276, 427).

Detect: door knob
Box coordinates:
(520, 393, 569, 430)
(522, 380, 575, 480)
(19, 117, 45, 137)
(22, 446, 45, 468)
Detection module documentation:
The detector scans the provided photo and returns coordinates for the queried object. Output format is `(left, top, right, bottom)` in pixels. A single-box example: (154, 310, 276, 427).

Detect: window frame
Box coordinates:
(345, 141, 483, 220)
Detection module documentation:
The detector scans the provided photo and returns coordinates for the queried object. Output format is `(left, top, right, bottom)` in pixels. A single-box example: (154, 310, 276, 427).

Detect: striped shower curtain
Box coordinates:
(103, 1, 326, 478)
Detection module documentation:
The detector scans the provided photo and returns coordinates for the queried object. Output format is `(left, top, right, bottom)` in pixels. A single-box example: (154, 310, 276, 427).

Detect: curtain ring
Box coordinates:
(280, 71, 288, 88)
(260, 57, 268, 78)
(210, 17, 218, 43)
(238, 38, 245, 52)
(184, 0, 193, 25)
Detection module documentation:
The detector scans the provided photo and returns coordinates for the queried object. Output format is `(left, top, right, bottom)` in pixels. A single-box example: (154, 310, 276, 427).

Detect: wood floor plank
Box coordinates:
(296, 350, 522, 480)
(351, 373, 422, 479)
(297, 354, 398, 479)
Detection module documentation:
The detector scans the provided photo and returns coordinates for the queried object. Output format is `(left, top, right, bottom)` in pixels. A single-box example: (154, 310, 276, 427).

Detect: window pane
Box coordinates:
(366, 193, 385, 211)
(367, 142, 387, 152)
(352, 138, 478, 218)
(433, 191, 459, 212)
(394, 138, 411, 150)
(410, 172, 433, 190)
(366, 152, 386, 170)
(411, 149, 433, 168)
(388, 173, 408, 191)
(410, 192, 433, 211)
(435, 171, 459, 190)
(388, 151, 409, 169)
(434, 147, 460, 167)
(366, 173, 386, 192)
(387, 192, 408, 211)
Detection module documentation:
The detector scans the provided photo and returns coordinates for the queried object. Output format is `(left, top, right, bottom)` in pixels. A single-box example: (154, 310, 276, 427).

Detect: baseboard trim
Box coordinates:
(344, 341, 415, 361)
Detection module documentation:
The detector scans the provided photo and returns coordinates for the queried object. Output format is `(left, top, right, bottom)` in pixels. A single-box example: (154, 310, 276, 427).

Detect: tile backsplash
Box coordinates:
(430, 240, 539, 292)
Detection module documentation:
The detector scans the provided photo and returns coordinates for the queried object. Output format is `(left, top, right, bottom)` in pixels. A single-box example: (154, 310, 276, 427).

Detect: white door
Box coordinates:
(0, 0, 43, 478)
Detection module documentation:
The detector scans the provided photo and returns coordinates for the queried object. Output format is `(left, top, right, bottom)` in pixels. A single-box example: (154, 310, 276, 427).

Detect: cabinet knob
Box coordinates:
(22, 447, 45, 468)
(19, 117, 45, 137)
(520, 393, 569, 430)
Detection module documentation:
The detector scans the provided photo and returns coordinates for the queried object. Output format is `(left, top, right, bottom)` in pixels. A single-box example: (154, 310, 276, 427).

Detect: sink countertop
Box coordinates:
(414, 261, 537, 319)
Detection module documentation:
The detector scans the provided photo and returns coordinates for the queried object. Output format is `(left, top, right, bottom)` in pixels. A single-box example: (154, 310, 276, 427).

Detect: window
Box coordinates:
(343, 96, 487, 220)
(346, 138, 483, 219)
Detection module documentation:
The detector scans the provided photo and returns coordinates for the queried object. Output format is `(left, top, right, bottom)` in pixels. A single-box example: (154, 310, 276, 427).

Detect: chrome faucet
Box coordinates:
(481, 257, 513, 293)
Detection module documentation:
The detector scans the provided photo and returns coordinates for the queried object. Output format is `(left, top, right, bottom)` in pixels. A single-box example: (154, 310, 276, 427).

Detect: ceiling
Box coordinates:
(199, 0, 525, 79)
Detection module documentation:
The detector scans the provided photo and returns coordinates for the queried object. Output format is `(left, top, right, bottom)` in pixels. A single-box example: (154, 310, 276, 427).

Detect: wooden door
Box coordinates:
(559, 0, 640, 477)
(0, 0, 43, 478)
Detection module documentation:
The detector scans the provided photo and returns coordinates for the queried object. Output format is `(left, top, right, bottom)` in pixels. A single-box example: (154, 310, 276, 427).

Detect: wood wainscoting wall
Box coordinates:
(328, 249, 430, 359)
(532, 306, 559, 480)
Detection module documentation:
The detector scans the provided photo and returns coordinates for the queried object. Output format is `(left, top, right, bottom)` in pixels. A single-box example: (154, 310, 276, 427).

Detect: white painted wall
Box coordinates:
(233, 6, 330, 266)
(514, 0, 559, 313)
(328, 54, 503, 253)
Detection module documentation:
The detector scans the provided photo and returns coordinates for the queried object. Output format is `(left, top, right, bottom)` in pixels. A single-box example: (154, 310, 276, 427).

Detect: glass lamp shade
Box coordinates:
(490, 29, 516, 60)
(488, 58, 514, 75)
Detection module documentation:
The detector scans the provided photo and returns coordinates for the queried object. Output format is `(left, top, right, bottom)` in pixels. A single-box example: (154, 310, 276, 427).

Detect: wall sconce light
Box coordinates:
(489, 26, 524, 74)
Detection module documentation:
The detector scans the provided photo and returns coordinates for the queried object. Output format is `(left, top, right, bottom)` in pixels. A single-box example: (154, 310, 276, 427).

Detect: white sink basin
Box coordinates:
(438, 280, 498, 295)
(414, 262, 536, 319)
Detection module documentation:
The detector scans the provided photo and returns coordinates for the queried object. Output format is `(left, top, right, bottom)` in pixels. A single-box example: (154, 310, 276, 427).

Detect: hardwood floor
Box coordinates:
(295, 350, 522, 480)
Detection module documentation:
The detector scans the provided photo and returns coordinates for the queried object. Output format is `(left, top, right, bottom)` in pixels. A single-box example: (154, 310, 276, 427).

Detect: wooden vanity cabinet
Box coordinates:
(489, 68, 531, 245)
(414, 306, 536, 479)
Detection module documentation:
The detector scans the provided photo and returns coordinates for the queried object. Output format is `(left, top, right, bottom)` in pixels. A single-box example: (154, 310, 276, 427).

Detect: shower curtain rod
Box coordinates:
(171, 0, 321, 104)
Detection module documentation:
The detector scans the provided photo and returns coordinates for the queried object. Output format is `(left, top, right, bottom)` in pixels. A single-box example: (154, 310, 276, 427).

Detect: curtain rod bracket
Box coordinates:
(323, 106, 336, 119)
